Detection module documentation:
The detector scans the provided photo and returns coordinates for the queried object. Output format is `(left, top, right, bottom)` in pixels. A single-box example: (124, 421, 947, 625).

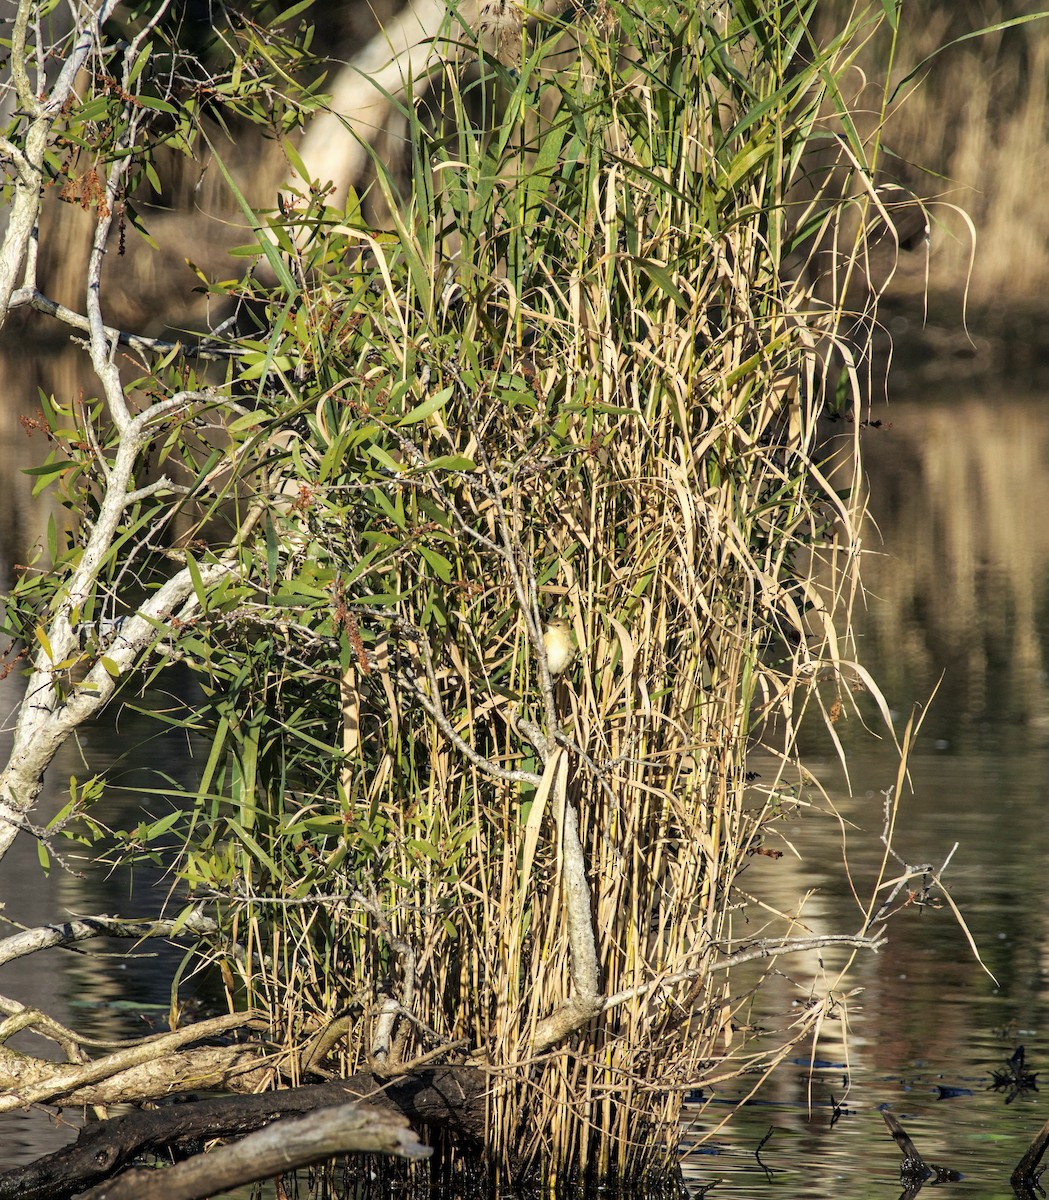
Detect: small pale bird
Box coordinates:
(542, 617, 577, 676)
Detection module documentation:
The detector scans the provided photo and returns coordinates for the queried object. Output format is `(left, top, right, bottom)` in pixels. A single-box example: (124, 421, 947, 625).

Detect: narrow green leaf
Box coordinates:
(419, 546, 454, 583)
(282, 137, 311, 184)
(167, 902, 199, 936)
(205, 142, 297, 292)
(400, 386, 452, 425)
(426, 455, 475, 472)
(265, 515, 279, 585)
(629, 257, 688, 310)
(225, 818, 278, 875)
(144, 810, 182, 839)
(137, 96, 178, 114)
(24, 460, 71, 477)
(890, 13, 1049, 103)
(34, 625, 53, 661)
(127, 40, 153, 85)
(365, 444, 404, 473)
(273, 0, 316, 27)
(878, 0, 899, 31)
(185, 553, 208, 611)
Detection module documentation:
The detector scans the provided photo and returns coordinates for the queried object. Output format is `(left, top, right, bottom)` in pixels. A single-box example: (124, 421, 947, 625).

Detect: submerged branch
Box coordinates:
(0, 1067, 485, 1200)
(1013, 1111, 1049, 1194)
(79, 1103, 431, 1200)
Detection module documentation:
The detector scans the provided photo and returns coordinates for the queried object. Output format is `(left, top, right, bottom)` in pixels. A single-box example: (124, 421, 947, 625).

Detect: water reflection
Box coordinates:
(0, 362, 205, 1160)
(681, 389, 1049, 1196)
(856, 389, 1049, 751)
(0, 675, 204, 1164)
(679, 735, 1049, 1198)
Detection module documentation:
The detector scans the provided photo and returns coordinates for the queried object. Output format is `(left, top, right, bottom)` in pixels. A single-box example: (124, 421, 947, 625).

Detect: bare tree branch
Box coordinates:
(7, 288, 239, 361)
(78, 1102, 431, 1200)
(296, 0, 474, 198)
(0, 0, 121, 318)
(0, 911, 219, 969)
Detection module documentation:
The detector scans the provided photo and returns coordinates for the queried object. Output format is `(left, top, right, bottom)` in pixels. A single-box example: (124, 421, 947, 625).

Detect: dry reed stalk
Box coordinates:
(164, 0, 925, 1187)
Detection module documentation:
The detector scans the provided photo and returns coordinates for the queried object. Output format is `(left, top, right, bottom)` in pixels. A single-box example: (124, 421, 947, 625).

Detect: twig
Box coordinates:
(599, 932, 886, 1013)
(8, 288, 243, 364)
(383, 617, 542, 786)
(755, 1125, 776, 1182)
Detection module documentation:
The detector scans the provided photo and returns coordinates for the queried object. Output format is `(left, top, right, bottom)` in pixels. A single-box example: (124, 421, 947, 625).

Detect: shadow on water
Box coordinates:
(4, 351, 1049, 1196)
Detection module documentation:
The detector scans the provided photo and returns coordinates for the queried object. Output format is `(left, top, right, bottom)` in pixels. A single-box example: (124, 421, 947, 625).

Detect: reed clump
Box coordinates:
(172, 0, 906, 1185)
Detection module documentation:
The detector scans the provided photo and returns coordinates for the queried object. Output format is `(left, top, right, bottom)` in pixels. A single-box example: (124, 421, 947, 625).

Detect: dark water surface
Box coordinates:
(681, 387, 1049, 1196)
(2, 385, 1049, 1197)
(681, 744, 1049, 1199)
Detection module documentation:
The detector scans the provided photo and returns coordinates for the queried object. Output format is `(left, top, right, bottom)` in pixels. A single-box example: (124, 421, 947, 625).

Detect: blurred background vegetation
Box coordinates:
(824, 0, 1049, 379)
(15, 0, 1049, 346)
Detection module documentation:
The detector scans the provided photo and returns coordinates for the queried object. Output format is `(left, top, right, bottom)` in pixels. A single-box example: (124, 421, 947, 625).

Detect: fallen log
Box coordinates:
(78, 1102, 431, 1200)
(0, 1066, 487, 1200)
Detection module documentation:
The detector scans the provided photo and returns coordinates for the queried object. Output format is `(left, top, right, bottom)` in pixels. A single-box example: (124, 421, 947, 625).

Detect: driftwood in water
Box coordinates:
(881, 1110, 961, 1199)
(881, 1109, 930, 1179)
(1012, 1112, 1049, 1196)
(80, 1103, 430, 1200)
(0, 1066, 486, 1200)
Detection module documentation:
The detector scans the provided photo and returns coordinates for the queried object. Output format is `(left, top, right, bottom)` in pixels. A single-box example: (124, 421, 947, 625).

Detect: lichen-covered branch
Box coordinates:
(0, 0, 121, 319)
